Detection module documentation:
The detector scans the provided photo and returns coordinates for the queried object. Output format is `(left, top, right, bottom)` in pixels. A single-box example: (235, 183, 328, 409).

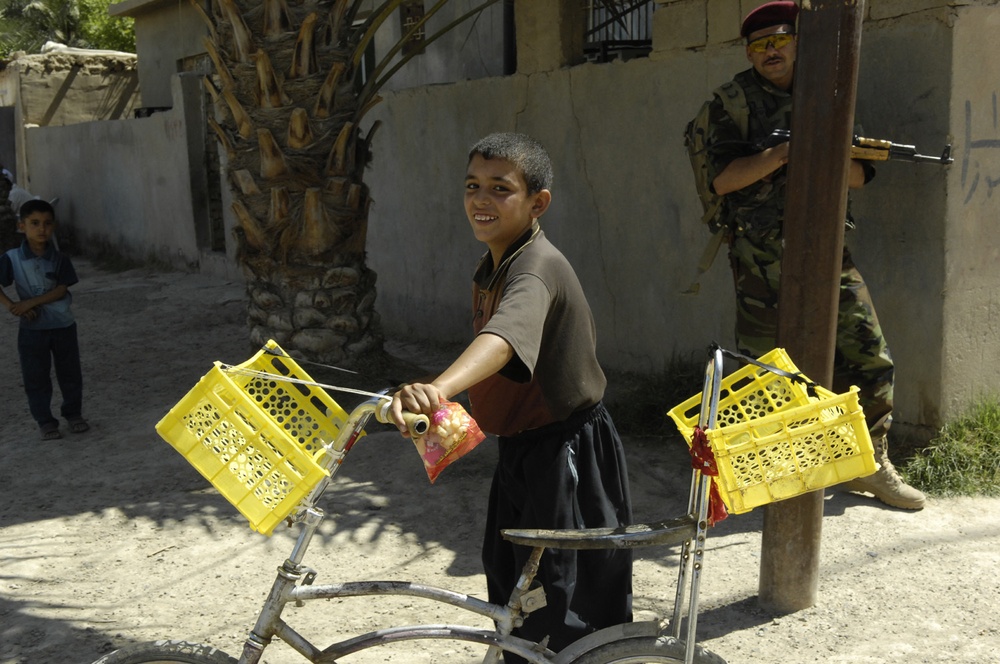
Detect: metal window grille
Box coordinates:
(400, 0, 427, 57)
(585, 0, 655, 63)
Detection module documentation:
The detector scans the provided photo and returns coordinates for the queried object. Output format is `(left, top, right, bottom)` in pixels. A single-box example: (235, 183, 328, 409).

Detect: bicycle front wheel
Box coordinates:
(568, 635, 726, 664)
(91, 640, 238, 664)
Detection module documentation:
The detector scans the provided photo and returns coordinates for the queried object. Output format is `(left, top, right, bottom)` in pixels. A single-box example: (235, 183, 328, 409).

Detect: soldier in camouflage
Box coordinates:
(703, 1, 924, 509)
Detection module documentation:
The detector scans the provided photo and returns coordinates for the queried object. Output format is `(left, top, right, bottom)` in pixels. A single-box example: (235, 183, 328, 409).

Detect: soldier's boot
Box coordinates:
(842, 436, 925, 510)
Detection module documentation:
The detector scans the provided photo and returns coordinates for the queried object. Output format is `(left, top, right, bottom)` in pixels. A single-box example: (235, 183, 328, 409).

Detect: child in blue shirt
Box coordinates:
(0, 199, 87, 439)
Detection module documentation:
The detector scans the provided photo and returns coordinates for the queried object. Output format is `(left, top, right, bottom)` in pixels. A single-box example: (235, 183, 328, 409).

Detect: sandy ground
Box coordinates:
(1, 259, 998, 664)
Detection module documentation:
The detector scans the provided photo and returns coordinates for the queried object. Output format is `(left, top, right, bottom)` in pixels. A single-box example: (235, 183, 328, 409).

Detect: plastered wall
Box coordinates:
(0, 47, 140, 187)
(940, 5, 1000, 422)
(12, 0, 999, 429)
(23, 74, 208, 271)
(364, 0, 1000, 428)
(110, 0, 209, 109)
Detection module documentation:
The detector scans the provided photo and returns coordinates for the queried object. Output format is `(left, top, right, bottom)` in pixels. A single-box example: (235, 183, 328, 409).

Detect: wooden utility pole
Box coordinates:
(758, 0, 866, 612)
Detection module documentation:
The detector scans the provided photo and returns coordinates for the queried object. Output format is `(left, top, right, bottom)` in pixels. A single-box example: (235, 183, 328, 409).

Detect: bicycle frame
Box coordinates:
(232, 395, 558, 664)
(219, 347, 727, 664)
(241, 575, 556, 663)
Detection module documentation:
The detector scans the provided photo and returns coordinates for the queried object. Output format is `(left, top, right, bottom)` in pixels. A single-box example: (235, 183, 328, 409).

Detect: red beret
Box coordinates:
(741, 1, 799, 39)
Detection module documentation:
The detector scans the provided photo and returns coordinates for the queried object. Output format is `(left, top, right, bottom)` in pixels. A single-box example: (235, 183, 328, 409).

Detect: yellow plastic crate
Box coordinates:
(156, 340, 351, 535)
(668, 348, 816, 441)
(667, 349, 876, 514)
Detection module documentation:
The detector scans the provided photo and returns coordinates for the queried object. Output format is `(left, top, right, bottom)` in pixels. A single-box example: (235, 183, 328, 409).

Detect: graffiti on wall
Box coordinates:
(962, 93, 1000, 204)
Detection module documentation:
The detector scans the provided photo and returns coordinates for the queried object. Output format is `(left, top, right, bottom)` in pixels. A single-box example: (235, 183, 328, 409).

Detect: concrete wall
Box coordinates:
(940, 5, 1000, 420)
(23, 74, 212, 271)
(365, 0, 511, 89)
(365, 55, 738, 369)
(851, 6, 954, 428)
(110, 0, 209, 109)
(6, 49, 139, 126)
(13, 0, 999, 430)
(111, 0, 509, 106)
(0, 47, 140, 189)
(364, 0, 1000, 429)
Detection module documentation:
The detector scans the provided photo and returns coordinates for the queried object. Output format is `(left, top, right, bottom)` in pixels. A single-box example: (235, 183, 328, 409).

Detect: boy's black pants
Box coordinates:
(482, 401, 633, 663)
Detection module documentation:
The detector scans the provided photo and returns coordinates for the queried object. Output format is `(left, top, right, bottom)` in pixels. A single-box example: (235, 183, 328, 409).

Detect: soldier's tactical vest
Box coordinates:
(681, 70, 794, 294)
(719, 69, 794, 240)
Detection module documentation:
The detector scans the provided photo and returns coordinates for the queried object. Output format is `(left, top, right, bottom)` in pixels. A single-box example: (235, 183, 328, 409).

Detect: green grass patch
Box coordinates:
(901, 397, 1000, 497)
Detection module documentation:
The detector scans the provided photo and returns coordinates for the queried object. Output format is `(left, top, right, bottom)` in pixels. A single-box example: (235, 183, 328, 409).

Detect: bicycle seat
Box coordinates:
(501, 514, 698, 550)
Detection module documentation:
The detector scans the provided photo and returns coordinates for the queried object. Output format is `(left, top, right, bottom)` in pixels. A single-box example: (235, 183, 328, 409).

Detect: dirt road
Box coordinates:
(1, 260, 997, 664)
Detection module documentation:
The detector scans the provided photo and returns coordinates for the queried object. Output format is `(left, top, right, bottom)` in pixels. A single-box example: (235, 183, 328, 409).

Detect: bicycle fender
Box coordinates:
(549, 620, 665, 663)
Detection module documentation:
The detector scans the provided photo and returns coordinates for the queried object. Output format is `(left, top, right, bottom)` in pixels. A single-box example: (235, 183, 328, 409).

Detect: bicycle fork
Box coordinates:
(238, 506, 327, 664)
(238, 407, 377, 664)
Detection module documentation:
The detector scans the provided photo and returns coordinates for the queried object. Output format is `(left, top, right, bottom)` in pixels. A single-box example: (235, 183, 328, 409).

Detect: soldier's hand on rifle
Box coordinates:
(715, 139, 789, 193)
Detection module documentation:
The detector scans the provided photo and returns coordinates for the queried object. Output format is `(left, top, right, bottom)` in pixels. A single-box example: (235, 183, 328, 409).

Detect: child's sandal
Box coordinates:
(68, 418, 90, 434)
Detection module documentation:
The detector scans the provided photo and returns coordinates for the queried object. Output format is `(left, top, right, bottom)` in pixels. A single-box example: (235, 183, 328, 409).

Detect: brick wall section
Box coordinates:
(652, 0, 960, 52)
(708, 0, 743, 45)
(514, 0, 587, 71)
(652, 0, 707, 50)
(10, 50, 140, 126)
(870, 0, 955, 20)
(651, 0, 766, 50)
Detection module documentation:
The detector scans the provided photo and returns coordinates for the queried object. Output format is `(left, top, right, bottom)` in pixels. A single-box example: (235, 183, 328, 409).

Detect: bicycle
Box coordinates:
(92, 344, 733, 664)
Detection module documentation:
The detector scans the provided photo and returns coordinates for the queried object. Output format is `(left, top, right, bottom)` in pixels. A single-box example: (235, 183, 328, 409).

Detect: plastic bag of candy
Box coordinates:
(412, 401, 486, 483)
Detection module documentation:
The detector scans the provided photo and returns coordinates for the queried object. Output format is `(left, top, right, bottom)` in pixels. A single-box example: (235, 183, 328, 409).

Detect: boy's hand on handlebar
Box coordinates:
(391, 383, 445, 437)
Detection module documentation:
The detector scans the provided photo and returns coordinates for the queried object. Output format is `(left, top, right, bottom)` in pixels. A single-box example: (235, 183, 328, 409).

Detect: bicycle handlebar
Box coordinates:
(373, 398, 430, 438)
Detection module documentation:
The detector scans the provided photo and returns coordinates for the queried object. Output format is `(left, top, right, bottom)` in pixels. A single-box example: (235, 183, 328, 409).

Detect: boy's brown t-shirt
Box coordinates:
(467, 224, 607, 437)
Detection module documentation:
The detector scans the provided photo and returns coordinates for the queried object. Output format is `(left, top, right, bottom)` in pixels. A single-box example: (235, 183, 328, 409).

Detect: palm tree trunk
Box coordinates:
(200, 0, 499, 364)
(200, 0, 380, 364)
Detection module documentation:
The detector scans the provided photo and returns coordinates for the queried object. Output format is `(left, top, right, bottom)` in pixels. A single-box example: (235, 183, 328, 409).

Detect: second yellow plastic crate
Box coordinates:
(668, 348, 816, 440)
(156, 340, 351, 535)
(667, 349, 876, 514)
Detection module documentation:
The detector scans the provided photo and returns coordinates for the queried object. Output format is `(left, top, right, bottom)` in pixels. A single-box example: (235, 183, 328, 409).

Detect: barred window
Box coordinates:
(585, 0, 655, 63)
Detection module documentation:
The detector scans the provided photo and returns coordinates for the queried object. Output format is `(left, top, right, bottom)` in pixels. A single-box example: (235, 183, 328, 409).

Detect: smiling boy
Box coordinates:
(391, 133, 632, 661)
(0, 199, 88, 439)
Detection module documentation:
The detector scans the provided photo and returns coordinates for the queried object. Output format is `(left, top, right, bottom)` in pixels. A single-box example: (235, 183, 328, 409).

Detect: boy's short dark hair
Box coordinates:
(19, 198, 54, 220)
(469, 132, 554, 195)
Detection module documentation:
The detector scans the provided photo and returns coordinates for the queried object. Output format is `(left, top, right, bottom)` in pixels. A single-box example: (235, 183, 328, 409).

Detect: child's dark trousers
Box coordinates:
(482, 401, 633, 663)
(18, 323, 83, 428)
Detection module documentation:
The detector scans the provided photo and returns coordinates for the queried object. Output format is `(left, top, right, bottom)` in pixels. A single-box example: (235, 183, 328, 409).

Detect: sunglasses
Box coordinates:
(747, 33, 795, 53)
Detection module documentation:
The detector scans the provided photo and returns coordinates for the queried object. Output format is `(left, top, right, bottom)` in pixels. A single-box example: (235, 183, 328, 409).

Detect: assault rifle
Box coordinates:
(683, 128, 953, 296)
(757, 128, 954, 164)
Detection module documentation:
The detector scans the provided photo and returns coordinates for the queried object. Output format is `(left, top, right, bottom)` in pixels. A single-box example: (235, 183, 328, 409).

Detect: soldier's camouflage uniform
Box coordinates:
(705, 68, 894, 438)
